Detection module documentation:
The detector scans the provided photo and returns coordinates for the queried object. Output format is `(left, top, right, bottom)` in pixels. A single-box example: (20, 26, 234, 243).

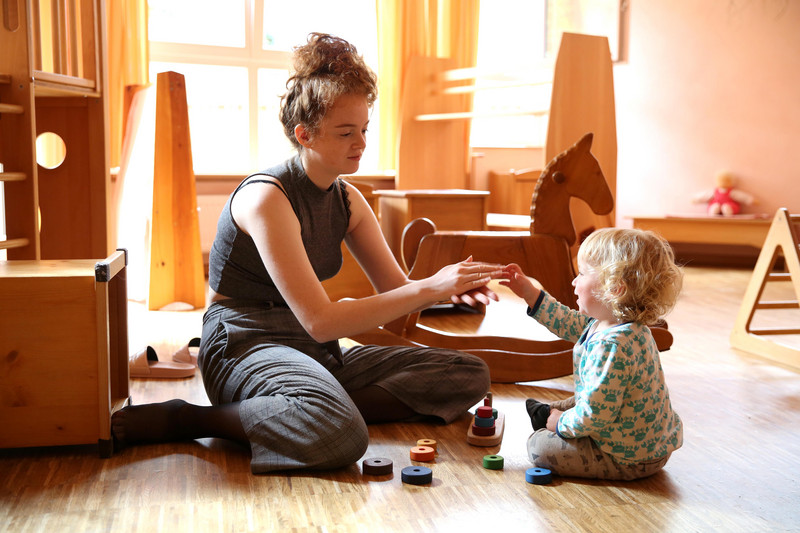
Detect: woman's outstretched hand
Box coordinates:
(428, 256, 504, 307)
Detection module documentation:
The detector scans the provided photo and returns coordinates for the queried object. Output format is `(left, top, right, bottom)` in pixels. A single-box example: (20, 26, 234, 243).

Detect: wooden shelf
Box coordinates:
(631, 215, 771, 248)
(33, 70, 98, 97)
(631, 214, 772, 266)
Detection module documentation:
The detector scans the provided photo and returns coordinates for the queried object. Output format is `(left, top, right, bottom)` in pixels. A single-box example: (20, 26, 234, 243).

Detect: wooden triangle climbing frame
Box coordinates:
(730, 208, 800, 369)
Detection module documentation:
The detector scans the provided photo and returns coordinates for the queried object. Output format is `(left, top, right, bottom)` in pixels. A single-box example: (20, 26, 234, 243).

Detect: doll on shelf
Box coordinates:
(692, 170, 756, 216)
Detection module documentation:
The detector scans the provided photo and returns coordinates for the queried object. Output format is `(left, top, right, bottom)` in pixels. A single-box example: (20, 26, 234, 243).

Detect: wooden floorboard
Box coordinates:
(1, 266, 799, 532)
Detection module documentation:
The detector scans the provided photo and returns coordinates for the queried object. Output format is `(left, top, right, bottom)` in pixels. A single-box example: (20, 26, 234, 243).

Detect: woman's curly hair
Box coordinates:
(279, 33, 378, 150)
(578, 228, 684, 325)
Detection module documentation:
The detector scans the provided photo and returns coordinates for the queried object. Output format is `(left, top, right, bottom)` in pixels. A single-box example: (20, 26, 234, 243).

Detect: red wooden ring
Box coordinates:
(476, 406, 494, 418)
(471, 424, 496, 436)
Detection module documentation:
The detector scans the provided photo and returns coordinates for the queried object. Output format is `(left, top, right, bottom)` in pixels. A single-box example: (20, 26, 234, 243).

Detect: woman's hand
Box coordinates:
(425, 256, 504, 307)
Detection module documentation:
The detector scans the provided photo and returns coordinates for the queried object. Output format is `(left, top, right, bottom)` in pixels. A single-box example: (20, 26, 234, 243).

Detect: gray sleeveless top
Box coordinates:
(208, 155, 351, 302)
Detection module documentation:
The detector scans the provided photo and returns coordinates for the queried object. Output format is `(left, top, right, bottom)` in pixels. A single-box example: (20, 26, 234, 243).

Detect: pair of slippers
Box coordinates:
(129, 338, 200, 379)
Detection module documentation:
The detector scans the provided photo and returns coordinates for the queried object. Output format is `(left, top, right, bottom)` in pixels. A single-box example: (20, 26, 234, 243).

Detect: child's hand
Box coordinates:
(546, 408, 563, 433)
(499, 263, 541, 306)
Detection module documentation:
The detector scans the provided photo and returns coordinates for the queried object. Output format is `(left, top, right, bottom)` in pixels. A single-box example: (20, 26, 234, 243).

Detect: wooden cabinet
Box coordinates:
(0, 0, 111, 260)
(375, 189, 489, 263)
(0, 250, 129, 456)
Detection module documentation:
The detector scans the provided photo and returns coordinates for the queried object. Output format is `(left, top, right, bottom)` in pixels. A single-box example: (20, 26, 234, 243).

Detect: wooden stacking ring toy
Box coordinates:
(525, 467, 553, 485)
(362, 457, 393, 476)
(476, 406, 494, 418)
(416, 438, 437, 451)
(410, 446, 436, 462)
(482, 455, 504, 470)
(474, 415, 495, 428)
(471, 424, 496, 437)
(401, 466, 433, 485)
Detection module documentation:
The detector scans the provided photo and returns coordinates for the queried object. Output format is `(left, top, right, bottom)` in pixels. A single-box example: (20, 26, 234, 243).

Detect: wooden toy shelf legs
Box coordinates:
(0, 250, 130, 457)
(730, 209, 800, 369)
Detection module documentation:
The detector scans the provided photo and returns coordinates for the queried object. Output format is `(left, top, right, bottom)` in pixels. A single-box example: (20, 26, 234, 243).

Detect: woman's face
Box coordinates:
(300, 93, 369, 182)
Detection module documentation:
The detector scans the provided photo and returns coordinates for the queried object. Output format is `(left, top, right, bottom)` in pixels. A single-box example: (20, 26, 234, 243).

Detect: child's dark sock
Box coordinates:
(525, 398, 550, 430)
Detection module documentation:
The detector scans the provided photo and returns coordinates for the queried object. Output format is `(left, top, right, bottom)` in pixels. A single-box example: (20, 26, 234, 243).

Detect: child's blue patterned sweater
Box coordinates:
(528, 292, 683, 464)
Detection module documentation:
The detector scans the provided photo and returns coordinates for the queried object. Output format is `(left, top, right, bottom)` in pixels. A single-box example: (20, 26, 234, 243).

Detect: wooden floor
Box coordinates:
(1, 266, 799, 532)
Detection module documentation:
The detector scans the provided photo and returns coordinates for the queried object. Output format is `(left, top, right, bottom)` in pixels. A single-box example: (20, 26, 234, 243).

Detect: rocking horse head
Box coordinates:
(529, 132, 614, 245)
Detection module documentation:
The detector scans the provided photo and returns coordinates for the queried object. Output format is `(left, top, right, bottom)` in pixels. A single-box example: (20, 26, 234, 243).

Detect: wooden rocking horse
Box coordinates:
(349, 133, 674, 382)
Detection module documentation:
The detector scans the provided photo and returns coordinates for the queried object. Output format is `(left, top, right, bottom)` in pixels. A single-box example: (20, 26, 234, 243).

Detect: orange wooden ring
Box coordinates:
(416, 438, 437, 451)
(410, 445, 436, 462)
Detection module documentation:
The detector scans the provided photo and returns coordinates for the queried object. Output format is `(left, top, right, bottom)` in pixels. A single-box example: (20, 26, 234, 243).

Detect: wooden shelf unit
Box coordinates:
(1, 0, 111, 260)
(0, 1, 125, 457)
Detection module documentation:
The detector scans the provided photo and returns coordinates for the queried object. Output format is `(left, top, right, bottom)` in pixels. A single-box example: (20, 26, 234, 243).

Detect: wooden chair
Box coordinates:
(350, 133, 674, 383)
(730, 208, 800, 369)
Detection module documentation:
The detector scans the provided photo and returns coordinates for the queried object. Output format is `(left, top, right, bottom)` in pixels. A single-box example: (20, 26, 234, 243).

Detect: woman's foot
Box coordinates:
(525, 398, 551, 431)
(111, 399, 193, 446)
(111, 399, 249, 447)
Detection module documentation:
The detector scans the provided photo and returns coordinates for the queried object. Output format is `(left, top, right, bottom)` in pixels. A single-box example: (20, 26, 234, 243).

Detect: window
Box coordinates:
(148, 0, 379, 175)
(470, 0, 621, 148)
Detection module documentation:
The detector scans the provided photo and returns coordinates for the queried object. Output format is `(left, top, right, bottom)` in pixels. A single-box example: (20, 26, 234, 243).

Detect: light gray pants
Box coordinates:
(200, 300, 491, 474)
(527, 397, 670, 480)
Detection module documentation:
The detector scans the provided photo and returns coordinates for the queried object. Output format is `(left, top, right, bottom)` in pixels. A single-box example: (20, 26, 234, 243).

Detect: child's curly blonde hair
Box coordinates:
(577, 228, 683, 325)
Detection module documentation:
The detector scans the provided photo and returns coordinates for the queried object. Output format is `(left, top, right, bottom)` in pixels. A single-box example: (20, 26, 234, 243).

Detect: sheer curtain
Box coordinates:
(106, 0, 150, 299)
(375, 0, 480, 172)
(106, 0, 150, 170)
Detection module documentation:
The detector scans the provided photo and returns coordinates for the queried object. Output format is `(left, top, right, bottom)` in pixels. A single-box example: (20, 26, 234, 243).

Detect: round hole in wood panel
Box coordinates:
(35, 132, 67, 169)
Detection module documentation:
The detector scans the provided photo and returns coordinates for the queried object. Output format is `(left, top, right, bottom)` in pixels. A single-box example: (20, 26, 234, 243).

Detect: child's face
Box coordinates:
(572, 259, 610, 321)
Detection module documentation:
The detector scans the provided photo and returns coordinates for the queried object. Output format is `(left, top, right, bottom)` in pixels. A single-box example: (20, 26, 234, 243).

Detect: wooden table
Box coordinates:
(0, 251, 130, 456)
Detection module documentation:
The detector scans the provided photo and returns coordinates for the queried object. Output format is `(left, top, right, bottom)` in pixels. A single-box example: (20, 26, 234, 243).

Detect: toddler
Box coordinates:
(501, 228, 683, 480)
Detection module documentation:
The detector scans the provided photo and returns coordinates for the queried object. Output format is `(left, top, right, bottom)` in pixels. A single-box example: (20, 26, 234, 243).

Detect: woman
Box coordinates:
(113, 33, 501, 473)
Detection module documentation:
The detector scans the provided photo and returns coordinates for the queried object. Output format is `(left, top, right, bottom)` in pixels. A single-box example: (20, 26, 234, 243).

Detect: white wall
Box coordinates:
(614, 0, 800, 224)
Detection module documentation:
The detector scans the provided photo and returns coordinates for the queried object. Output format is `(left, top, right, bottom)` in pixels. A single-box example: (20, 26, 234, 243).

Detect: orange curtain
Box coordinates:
(375, 0, 480, 172)
(105, 0, 149, 169)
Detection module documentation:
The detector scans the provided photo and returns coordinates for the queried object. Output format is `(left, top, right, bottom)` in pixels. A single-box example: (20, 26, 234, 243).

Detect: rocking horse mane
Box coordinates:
(529, 132, 613, 246)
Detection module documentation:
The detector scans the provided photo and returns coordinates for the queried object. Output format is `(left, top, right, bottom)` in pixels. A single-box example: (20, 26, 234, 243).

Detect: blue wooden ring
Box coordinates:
(401, 466, 433, 485)
(525, 467, 552, 485)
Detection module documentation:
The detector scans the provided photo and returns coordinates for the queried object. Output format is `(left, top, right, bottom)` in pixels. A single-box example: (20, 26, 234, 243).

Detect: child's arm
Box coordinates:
(499, 263, 541, 307)
(502, 263, 588, 343)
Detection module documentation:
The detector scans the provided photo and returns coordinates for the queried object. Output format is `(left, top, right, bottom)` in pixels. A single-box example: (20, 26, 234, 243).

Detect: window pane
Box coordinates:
(472, 0, 549, 148)
(257, 68, 296, 170)
(148, 0, 245, 47)
(545, 0, 620, 61)
(150, 62, 250, 174)
(262, 0, 377, 62)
